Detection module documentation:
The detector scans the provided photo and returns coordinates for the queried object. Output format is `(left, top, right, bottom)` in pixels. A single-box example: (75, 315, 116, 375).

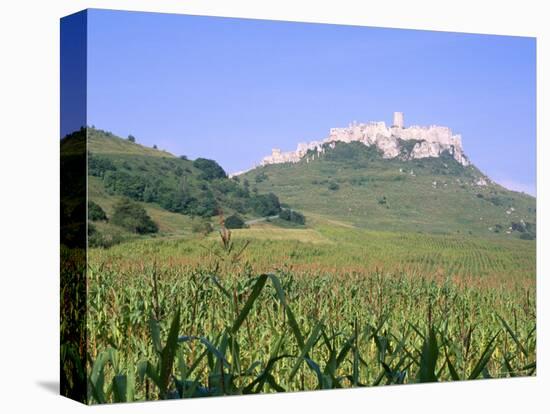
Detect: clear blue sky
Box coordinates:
(83, 9, 536, 195)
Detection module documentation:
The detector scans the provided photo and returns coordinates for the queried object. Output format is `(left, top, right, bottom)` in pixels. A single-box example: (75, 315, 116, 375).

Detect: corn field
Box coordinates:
(74, 230, 536, 403)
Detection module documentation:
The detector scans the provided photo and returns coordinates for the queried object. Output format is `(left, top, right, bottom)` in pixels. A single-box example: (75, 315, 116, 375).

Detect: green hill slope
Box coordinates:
(88, 128, 175, 158)
(83, 128, 285, 242)
(242, 141, 536, 239)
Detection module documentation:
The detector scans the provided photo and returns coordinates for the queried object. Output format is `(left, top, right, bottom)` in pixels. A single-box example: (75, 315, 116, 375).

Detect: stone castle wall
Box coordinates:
(260, 113, 469, 167)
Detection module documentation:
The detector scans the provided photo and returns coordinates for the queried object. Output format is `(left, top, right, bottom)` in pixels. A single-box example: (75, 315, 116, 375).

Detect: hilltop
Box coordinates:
(242, 140, 536, 238)
(88, 128, 175, 158)
(258, 112, 470, 168)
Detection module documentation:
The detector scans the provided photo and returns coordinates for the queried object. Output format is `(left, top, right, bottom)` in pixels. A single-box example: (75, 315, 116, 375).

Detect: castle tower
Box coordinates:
(392, 112, 404, 128)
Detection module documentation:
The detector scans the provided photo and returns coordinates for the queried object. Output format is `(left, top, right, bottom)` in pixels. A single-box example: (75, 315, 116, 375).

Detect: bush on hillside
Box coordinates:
(191, 218, 213, 236)
(279, 208, 306, 225)
(111, 198, 158, 234)
(88, 201, 107, 221)
(224, 214, 246, 229)
(328, 182, 340, 191)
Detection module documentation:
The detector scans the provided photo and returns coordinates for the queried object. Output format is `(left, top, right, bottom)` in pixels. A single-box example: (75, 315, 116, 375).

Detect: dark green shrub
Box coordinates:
(251, 193, 281, 216)
(224, 214, 246, 229)
(88, 201, 107, 221)
(279, 208, 305, 225)
(111, 198, 158, 234)
(328, 182, 340, 191)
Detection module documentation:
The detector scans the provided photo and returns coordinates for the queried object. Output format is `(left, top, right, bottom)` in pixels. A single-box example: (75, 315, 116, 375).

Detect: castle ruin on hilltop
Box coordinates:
(259, 112, 469, 168)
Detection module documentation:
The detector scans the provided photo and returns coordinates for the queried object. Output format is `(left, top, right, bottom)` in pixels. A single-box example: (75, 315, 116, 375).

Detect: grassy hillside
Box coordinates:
(88, 128, 174, 157)
(85, 128, 285, 242)
(242, 141, 536, 239)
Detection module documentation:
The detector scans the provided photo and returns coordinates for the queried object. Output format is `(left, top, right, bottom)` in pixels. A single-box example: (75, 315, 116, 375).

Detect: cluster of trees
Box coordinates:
(511, 221, 536, 240)
(88, 156, 117, 177)
(492, 221, 536, 240)
(87, 199, 158, 247)
(157, 188, 218, 217)
(250, 193, 280, 216)
(193, 158, 227, 180)
(88, 153, 283, 219)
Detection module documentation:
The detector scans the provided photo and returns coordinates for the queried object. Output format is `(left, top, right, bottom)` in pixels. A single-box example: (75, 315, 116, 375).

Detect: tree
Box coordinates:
(111, 198, 158, 234)
(252, 192, 281, 216)
(224, 214, 246, 229)
(153, 144, 158, 149)
(88, 200, 107, 221)
(127, 134, 136, 143)
(193, 158, 227, 180)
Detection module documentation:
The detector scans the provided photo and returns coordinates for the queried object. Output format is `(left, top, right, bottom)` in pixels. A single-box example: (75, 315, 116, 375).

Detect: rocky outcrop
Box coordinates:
(259, 113, 470, 167)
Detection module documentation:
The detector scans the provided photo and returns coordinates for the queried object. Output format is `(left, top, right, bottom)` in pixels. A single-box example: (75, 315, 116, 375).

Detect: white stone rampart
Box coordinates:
(259, 112, 470, 168)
